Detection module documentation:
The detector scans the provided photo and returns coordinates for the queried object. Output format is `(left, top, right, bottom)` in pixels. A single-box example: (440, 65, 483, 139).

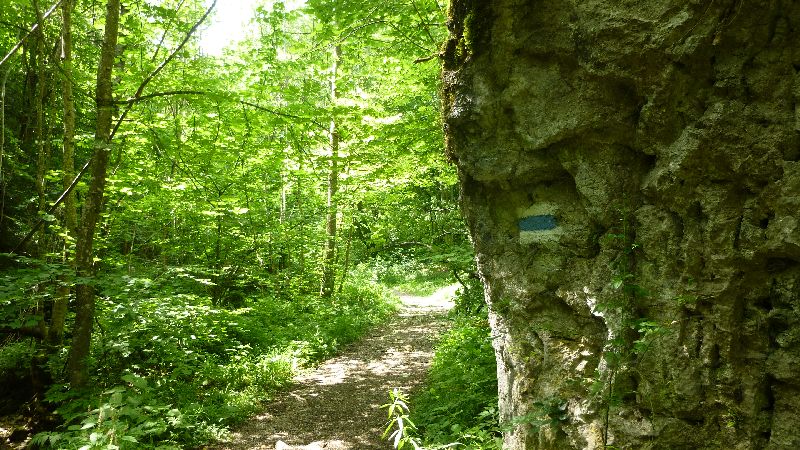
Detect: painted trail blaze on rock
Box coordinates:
(519, 215, 557, 231)
(518, 205, 562, 244)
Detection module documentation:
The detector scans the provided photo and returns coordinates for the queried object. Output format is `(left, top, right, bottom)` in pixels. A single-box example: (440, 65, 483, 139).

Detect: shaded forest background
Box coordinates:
(0, 0, 500, 448)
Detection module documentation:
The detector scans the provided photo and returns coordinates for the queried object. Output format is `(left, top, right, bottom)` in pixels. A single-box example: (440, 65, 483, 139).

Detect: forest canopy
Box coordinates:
(0, 0, 480, 448)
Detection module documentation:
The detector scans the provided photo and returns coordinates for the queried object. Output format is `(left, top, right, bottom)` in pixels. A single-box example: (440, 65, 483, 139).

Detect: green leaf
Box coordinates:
(121, 373, 148, 389)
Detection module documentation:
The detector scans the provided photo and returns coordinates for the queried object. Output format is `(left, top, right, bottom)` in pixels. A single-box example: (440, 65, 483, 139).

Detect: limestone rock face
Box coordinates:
(441, 1, 800, 448)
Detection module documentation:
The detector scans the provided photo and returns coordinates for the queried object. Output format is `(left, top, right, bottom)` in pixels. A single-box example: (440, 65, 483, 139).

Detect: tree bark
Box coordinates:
(320, 44, 340, 298)
(27, 0, 55, 403)
(0, 68, 7, 228)
(337, 218, 353, 294)
(66, 0, 120, 388)
(33, 5, 47, 215)
(50, 0, 76, 346)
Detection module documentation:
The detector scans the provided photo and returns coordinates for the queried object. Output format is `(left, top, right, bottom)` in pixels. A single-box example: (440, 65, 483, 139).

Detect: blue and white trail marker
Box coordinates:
(519, 215, 558, 231)
(518, 203, 562, 244)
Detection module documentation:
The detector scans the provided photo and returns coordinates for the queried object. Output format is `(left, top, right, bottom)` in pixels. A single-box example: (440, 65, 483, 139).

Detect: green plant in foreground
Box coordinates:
(405, 283, 501, 450)
(411, 316, 499, 448)
(25, 274, 399, 449)
(593, 210, 680, 449)
(383, 388, 423, 450)
(383, 389, 467, 450)
(31, 373, 200, 449)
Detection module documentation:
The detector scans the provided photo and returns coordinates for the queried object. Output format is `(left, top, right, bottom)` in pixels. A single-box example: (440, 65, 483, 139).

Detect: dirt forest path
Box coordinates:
(208, 284, 459, 450)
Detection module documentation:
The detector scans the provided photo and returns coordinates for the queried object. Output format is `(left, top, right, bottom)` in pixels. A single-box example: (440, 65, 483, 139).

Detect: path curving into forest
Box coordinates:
(207, 284, 458, 450)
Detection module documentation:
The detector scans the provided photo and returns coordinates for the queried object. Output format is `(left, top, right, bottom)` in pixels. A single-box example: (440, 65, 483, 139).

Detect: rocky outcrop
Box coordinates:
(441, 1, 800, 448)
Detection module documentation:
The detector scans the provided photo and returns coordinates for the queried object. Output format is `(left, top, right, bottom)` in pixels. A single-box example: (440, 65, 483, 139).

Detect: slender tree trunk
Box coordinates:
(33, 0, 48, 216)
(296, 171, 305, 273)
(212, 210, 223, 304)
(20, 45, 36, 159)
(66, 0, 120, 388)
(28, 0, 51, 404)
(337, 217, 353, 295)
(320, 44, 340, 298)
(0, 68, 7, 229)
(50, 0, 76, 346)
(280, 167, 287, 225)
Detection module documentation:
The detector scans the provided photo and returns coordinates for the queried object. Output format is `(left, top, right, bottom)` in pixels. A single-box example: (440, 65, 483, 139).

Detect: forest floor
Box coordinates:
(205, 284, 458, 450)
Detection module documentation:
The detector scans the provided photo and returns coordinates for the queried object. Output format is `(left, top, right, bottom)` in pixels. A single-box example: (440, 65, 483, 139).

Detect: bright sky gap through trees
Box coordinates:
(200, 0, 306, 56)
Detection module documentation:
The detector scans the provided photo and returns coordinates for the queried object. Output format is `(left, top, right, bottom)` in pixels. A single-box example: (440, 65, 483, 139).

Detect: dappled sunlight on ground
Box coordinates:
(207, 284, 458, 450)
(397, 283, 458, 314)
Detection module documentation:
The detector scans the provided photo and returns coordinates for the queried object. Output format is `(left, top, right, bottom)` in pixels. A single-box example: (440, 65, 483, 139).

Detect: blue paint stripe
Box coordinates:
(519, 215, 557, 231)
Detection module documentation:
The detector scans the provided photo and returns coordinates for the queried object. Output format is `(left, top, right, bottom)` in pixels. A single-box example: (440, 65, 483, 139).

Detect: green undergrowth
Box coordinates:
(357, 258, 451, 296)
(28, 269, 399, 449)
(360, 246, 473, 296)
(405, 279, 502, 449)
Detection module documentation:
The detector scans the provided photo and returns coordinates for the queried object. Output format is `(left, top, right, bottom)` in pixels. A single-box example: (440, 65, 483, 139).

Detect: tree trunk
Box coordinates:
(442, 1, 800, 449)
(50, 0, 76, 346)
(28, 0, 52, 404)
(0, 68, 7, 229)
(320, 44, 340, 298)
(20, 44, 37, 161)
(66, 0, 120, 389)
(280, 158, 287, 225)
(337, 217, 353, 294)
(296, 171, 305, 274)
(33, 18, 47, 215)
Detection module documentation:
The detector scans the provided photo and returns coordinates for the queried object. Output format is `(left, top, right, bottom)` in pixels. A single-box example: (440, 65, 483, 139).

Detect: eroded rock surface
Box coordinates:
(442, 1, 800, 448)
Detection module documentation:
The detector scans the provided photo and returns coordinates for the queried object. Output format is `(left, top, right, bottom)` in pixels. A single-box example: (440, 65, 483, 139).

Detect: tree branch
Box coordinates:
(12, 156, 92, 254)
(114, 89, 328, 129)
(110, 0, 218, 140)
(0, 0, 64, 69)
(237, 98, 323, 125)
(113, 89, 208, 104)
(414, 54, 439, 64)
(150, 0, 187, 64)
(410, 0, 438, 47)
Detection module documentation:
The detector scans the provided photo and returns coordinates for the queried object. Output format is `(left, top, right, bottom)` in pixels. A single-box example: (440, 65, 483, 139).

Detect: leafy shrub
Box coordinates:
(451, 275, 484, 315)
(0, 340, 35, 414)
(411, 311, 500, 449)
(31, 268, 399, 449)
(0, 340, 33, 380)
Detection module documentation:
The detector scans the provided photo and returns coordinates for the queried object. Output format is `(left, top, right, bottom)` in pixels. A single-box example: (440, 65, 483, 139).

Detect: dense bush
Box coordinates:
(27, 269, 398, 449)
(0, 340, 35, 414)
(410, 283, 501, 449)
